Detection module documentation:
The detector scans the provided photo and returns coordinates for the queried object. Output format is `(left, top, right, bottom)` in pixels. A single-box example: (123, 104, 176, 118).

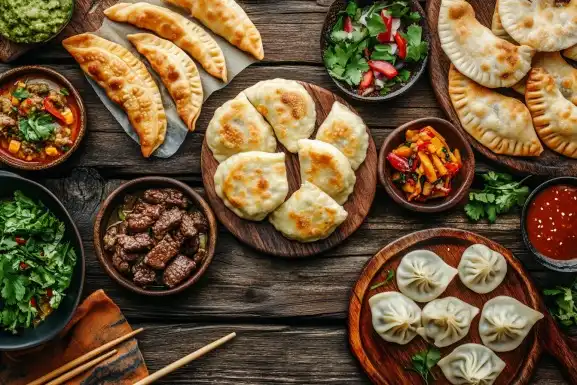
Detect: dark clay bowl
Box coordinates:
(93, 177, 217, 296)
(0, 66, 87, 171)
(521, 177, 577, 272)
(0, 170, 85, 351)
(320, 0, 429, 102)
(378, 117, 475, 213)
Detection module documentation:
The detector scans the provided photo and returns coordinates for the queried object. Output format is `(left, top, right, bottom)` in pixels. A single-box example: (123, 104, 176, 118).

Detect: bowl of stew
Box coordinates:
(0, 66, 86, 170)
(522, 177, 577, 272)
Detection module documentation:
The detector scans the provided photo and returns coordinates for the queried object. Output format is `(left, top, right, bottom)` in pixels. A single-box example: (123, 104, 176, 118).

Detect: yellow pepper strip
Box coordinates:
(454, 148, 462, 165)
(61, 108, 74, 125)
(393, 146, 412, 158)
(8, 140, 20, 154)
(418, 151, 437, 183)
(11, 96, 19, 106)
(45, 146, 59, 157)
(431, 153, 448, 176)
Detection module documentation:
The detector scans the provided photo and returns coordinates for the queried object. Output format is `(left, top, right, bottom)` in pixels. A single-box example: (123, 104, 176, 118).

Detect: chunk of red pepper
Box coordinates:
(368, 60, 398, 79)
(19, 262, 29, 270)
(43, 98, 66, 122)
(394, 32, 407, 59)
(387, 152, 410, 172)
(343, 15, 353, 33)
(417, 141, 431, 152)
(445, 162, 461, 175)
(30, 297, 37, 308)
(377, 11, 393, 43)
(15, 236, 26, 245)
(359, 70, 374, 90)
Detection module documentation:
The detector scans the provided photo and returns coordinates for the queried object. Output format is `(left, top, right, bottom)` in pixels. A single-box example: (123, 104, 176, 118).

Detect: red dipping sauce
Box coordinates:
(526, 184, 577, 260)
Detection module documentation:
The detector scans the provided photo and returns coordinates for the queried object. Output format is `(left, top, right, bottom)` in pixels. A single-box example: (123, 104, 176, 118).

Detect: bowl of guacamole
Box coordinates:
(0, 0, 74, 44)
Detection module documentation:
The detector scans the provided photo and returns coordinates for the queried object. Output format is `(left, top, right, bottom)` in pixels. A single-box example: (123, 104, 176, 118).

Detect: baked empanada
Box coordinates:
(105, 2, 227, 81)
(438, 0, 534, 88)
(526, 68, 577, 158)
(63, 33, 166, 158)
(243, 79, 316, 153)
(448, 65, 543, 157)
(499, 0, 577, 52)
(164, 0, 264, 60)
(491, 0, 515, 44)
(128, 33, 203, 132)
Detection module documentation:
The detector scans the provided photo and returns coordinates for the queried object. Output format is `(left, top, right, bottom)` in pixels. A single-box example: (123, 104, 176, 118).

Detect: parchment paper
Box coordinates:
(86, 0, 256, 158)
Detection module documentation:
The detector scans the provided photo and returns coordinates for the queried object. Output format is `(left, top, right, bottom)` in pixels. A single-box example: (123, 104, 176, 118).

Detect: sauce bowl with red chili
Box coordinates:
(0, 66, 86, 171)
(522, 177, 577, 272)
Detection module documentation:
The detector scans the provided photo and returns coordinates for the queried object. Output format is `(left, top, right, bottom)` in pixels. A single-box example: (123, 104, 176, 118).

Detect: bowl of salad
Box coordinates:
(0, 171, 84, 350)
(321, 0, 429, 101)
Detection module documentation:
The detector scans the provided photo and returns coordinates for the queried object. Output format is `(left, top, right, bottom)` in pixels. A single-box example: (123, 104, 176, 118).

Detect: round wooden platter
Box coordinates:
(426, 0, 577, 176)
(348, 228, 577, 385)
(201, 81, 377, 258)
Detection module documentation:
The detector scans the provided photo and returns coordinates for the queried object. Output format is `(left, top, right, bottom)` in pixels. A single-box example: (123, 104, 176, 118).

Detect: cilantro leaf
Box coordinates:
(366, 12, 387, 36)
(344, 55, 370, 86)
(12, 87, 29, 100)
(404, 11, 422, 23)
(59, 88, 69, 96)
(18, 113, 56, 142)
(406, 346, 441, 384)
(403, 24, 429, 62)
(465, 201, 485, 221)
(345, 0, 358, 17)
(544, 279, 577, 327)
(397, 69, 411, 82)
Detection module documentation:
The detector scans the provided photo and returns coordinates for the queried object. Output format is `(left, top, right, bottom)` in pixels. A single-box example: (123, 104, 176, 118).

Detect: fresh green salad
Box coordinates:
(0, 191, 77, 334)
(323, 0, 428, 97)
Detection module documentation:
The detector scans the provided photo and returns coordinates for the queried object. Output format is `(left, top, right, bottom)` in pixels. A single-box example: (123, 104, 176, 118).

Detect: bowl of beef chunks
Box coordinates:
(94, 177, 217, 295)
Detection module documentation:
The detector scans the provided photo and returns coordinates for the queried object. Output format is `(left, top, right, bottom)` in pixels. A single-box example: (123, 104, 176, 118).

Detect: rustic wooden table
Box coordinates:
(2, 0, 576, 383)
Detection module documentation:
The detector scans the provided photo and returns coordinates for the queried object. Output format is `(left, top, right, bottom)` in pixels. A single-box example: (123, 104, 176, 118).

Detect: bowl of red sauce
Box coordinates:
(522, 177, 577, 272)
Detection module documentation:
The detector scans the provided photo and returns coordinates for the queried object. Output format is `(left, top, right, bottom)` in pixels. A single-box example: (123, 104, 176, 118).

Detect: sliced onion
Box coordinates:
(361, 87, 375, 96)
(391, 18, 402, 37)
(389, 43, 398, 55)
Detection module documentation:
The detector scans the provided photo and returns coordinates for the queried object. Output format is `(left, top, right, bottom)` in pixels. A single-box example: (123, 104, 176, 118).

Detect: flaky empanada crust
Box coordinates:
(62, 33, 166, 158)
(105, 2, 227, 81)
(128, 33, 203, 132)
(491, 0, 515, 44)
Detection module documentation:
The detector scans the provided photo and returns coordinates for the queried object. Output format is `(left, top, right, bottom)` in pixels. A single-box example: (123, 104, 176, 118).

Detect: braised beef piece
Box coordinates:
(163, 255, 196, 288)
(26, 82, 50, 95)
(181, 236, 199, 256)
(189, 211, 208, 232)
(112, 247, 130, 275)
(117, 221, 128, 235)
(117, 233, 154, 252)
(143, 188, 190, 209)
(0, 114, 16, 129)
(126, 213, 155, 233)
(193, 249, 207, 265)
(47, 90, 67, 108)
(144, 233, 182, 270)
(132, 259, 156, 287)
(103, 226, 119, 251)
(152, 207, 183, 239)
(179, 213, 198, 239)
(119, 248, 142, 262)
(134, 200, 164, 218)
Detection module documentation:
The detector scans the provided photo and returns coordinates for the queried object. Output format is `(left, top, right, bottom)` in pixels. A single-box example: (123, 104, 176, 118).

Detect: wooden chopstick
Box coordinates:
(44, 349, 118, 385)
(133, 332, 237, 385)
(28, 328, 144, 385)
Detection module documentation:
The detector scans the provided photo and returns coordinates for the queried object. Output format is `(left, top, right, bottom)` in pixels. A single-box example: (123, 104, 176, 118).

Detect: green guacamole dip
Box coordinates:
(0, 0, 73, 43)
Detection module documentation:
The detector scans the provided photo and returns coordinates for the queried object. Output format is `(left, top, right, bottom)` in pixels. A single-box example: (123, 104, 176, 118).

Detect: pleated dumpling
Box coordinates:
(163, 0, 264, 60)
(213, 151, 288, 221)
(417, 297, 479, 348)
(315, 101, 369, 170)
(458, 244, 507, 294)
(297, 139, 356, 205)
(491, 0, 515, 43)
(526, 68, 577, 158)
(62, 33, 166, 158)
(438, 0, 534, 88)
(369, 292, 422, 345)
(105, 2, 227, 81)
(499, 0, 577, 52)
(449, 65, 544, 157)
(128, 33, 203, 132)
(479, 296, 544, 352)
(438, 344, 506, 385)
(396, 250, 458, 302)
(244, 79, 316, 153)
(269, 182, 347, 243)
(206, 93, 277, 162)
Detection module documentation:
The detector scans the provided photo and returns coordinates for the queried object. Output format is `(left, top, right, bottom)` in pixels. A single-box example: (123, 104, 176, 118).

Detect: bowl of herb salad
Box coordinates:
(0, 171, 84, 350)
(321, 0, 429, 101)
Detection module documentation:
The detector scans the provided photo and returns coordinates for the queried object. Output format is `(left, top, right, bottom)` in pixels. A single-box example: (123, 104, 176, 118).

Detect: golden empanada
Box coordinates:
(491, 0, 515, 44)
(105, 2, 227, 81)
(128, 33, 203, 132)
(63, 33, 166, 158)
(164, 0, 264, 60)
(448, 65, 543, 157)
(526, 68, 577, 158)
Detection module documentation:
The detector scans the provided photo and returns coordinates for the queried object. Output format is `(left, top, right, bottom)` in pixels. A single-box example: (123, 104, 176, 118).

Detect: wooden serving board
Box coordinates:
(426, 0, 577, 176)
(348, 228, 577, 385)
(201, 82, 377, 258)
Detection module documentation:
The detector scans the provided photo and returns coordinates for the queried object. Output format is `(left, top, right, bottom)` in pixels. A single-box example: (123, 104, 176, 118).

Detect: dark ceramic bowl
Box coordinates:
(0, 66, 87, 171)
(320, 0, 429, 102)
(94, 177, 217, 296)
(378, 117, 475, 213)
(521, 177, 577, 272)
(0, 170, 85, 351)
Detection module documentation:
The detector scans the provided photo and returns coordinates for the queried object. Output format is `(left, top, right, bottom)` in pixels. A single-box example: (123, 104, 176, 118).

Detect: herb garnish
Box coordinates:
(544, 278, 577, 327)
(18, 112, 56, 142)
(464, 172, 531, 223)
(405, 346, 441, 385)
(59, 88, 70, 96)
(11, 87, 29, 100)
(370, 270, 394, 290)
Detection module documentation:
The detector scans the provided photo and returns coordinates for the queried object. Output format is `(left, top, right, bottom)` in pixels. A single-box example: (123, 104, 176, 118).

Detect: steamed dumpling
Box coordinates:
(244, 79, 316, 152)
(297, 139, 356, 205)
(479, 296, 544, 352)
(369, 291, 422, 345)
(438, 343, 506, 385)
(458, 244, 507, 294)
(417, 297, 480, 348)
(213, 151, 288, 221)
(315, 101, 369, 170)
(396, 250, 458, 302)
(269, 181, 347, 242)
(206, 93, 277, 162)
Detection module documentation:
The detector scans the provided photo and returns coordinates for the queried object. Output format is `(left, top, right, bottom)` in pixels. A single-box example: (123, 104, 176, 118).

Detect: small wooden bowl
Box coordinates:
(93, 177, 217, 296)
(521, 177, 577, 272)
(0, 66, 87, 171)
(378, 117, 475, 212)
(320, 0, 429, 102)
